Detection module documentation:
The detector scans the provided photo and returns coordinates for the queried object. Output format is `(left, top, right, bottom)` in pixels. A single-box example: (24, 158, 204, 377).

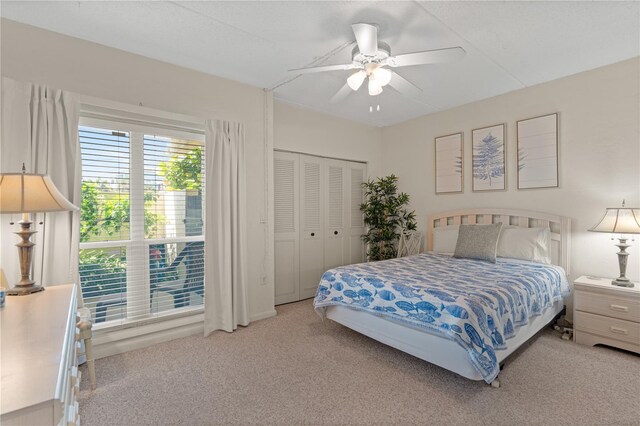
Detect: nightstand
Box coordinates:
(573, 275, 639, 354)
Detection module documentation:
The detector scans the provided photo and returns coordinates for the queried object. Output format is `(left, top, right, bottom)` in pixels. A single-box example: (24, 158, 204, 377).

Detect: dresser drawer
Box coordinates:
(575, 311, 640, 345)
(574, 291, 640, 322)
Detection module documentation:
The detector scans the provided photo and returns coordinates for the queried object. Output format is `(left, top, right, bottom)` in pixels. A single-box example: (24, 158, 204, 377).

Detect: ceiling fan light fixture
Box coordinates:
(368, 78, 383, 96)
(297, 22, 462, 103)
(373, 67, 392, 86)
(347, 70, 367, 91)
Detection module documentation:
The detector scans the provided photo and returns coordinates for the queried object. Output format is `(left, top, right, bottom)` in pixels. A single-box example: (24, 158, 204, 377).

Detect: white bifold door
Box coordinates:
(274, 152, 300, 304)
(275, 151, 366, 305)
(299, 154, 324, 300)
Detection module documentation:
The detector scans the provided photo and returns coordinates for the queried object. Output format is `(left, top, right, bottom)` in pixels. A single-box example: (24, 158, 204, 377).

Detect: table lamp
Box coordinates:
(589, 200, 640, 287)
(0, 165, 78, 295)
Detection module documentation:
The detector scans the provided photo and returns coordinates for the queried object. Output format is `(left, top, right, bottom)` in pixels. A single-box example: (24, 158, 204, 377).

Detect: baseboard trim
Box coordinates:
(93, 313, 204, 359)
(250, 309, 277, 322)
(92, 308, 278, 359)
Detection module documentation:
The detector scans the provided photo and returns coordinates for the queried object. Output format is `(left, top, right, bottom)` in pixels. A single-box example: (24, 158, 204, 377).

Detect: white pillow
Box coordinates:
(496, 226, 551, 264)
(432, 225, 459, 254)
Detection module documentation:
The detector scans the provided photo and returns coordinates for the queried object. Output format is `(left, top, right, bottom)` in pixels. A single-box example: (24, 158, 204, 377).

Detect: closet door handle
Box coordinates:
(310, 232, 315, 237)
(334, 230, 338, 235)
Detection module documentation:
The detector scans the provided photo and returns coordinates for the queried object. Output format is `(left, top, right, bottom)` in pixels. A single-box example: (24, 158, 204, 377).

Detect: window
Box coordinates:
(79, 117, 205, 328)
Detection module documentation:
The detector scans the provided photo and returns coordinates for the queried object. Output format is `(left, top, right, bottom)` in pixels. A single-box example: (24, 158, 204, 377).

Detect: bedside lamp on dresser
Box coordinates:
(574, 201, 640, 353)
(0, 164, 78, 295)
(0, 166, 88, 424)
(588, 200, 640, 287)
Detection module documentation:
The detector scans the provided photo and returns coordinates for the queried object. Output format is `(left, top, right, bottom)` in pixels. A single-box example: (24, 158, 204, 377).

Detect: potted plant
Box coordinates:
(360, 174, 417, 261)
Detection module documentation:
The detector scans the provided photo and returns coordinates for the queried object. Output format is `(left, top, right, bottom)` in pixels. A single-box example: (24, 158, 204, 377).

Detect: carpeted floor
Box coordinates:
(78, 299, 640, 425)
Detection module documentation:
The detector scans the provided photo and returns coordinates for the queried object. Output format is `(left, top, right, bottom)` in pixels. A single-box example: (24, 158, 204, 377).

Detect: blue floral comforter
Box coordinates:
(313, 253, 570, 382)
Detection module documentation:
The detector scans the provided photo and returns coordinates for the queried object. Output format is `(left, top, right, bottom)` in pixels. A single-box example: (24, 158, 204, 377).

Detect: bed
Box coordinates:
(313, 209, 571, 386)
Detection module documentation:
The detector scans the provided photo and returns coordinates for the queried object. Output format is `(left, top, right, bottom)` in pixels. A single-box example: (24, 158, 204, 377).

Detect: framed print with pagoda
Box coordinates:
(472, 123, 506, 191)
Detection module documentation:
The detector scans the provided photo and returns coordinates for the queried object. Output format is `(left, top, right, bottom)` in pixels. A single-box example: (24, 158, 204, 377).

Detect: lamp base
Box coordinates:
(7, 284, 45, 296)
(611, 278, 634, 288)
(612, 238, 633, 288)
(8, 216, 41, 296)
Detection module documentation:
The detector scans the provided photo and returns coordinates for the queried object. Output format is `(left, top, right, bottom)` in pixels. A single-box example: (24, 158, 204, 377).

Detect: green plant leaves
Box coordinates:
(359, 174, 417, 261)
(158, 146, 203, 192)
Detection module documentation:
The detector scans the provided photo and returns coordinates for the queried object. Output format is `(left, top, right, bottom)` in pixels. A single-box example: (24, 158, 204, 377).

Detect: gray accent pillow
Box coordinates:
(453, 223, 503, 263)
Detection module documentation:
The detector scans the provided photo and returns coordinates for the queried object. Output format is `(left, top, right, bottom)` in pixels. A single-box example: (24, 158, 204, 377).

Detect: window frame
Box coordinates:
(79, 115, 206, 330)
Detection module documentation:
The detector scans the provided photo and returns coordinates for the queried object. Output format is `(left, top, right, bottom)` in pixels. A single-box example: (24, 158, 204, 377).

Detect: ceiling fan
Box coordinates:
(289, 23, 466, 103)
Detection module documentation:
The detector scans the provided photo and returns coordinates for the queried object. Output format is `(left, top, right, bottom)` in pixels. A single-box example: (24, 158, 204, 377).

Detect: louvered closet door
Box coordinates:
(323, 159, 348, 271)
(347, 162, 367, 264)
(274, 151, 300, 305)
(299, 155, 325, 300)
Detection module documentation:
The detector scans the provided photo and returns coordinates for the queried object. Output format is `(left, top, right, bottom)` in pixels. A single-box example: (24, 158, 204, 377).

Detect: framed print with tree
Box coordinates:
(472, 123, 506, 191)
(517, 113, 559, 189)
(435, 132, 463, 194)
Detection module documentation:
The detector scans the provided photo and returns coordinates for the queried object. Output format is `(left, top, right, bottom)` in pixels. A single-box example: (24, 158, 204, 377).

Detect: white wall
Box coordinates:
(0, 19, 276, 321)
(381, 58, 640, 285)
(274, 101, 383, 176)
(2, 18, 638, 333)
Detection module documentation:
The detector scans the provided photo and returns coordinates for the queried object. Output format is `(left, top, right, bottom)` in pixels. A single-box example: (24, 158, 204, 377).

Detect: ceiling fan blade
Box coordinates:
(352, 23, 378, 56)
(289, 63, 358, 75)
(330, 82, 353, 104)
(386, 47, 466, 68)
(387, 71, 422, 98)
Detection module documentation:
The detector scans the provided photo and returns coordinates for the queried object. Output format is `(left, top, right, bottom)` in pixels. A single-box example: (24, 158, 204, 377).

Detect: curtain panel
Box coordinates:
(0, 77, 81, 291)
(204, 119, 250, 335)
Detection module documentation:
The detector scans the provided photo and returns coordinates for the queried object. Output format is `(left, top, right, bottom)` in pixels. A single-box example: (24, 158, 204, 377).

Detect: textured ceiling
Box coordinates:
(2, 1, 638, 127)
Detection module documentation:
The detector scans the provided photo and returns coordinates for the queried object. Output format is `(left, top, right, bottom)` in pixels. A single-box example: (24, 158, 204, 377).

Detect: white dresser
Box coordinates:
(574, 275, 640, 354)
(1, 284, 81, 425)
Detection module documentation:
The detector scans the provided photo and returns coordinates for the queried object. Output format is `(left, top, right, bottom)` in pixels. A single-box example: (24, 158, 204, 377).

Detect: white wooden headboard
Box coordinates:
(427, 209, 571, 274)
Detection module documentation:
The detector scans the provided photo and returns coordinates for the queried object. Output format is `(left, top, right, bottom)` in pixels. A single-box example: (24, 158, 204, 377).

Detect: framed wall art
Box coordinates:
(517, 113, 559, 189)
(472, 124, 506, 191)
(435, 132, 463, 194)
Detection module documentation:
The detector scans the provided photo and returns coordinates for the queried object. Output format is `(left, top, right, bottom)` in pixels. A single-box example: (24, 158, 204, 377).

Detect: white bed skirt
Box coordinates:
(325, 300, 564, 381)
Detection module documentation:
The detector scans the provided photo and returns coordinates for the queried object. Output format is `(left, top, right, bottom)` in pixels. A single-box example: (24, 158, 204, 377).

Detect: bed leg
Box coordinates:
(491, 367, 503, 388)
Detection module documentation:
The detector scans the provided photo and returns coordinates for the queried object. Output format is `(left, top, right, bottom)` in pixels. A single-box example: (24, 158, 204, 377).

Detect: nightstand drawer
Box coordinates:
(574, 291, 640, 322)
(575, 311, 640, 345)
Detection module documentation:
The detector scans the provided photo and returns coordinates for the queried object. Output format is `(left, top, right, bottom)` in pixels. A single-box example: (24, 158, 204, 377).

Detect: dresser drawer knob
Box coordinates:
(610, 326, 628, 335)
(609, 304, 629, 312)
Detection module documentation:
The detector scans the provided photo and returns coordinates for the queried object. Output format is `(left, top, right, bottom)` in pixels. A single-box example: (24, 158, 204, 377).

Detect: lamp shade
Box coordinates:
(372, 67, 392, 86)
(347, 70, 367, 91)
(589, 207, 640, 234)
(368, 78, 383, 96)
(0, 173, 78, 214)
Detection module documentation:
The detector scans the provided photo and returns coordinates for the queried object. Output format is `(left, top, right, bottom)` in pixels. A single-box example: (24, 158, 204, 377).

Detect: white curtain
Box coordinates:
(0, 77, 81, 291)
(204, 119, 249, 335)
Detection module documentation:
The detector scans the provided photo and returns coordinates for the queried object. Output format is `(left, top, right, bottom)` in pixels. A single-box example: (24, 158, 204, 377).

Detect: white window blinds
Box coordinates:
(79, 118, 205, 328)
